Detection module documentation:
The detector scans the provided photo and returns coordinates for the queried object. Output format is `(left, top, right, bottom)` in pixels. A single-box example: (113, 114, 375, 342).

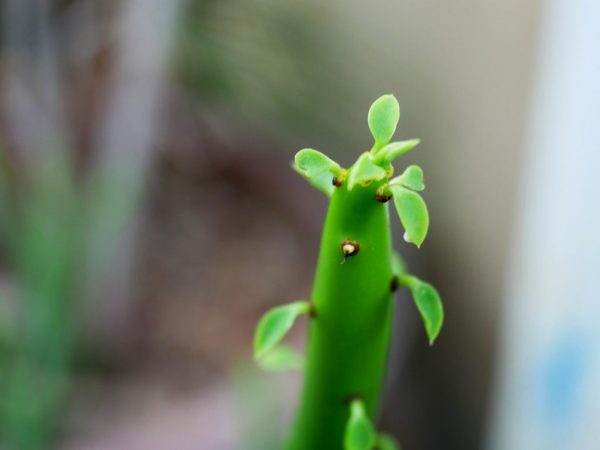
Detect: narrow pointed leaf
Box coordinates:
(344, 399, 376, 450)
(377, 433, 400, 450)
(375, 139, 419, 163)
(257, 344, 304, 372)
(294, 149, 341, 196)
(390, 185, 429, 247)
(347, 153, 387, 190)
(403, 276, 443, 345)
(253, 301, 310, 360)
(368, 94, 400, 149)
(390, 165, 425, 191)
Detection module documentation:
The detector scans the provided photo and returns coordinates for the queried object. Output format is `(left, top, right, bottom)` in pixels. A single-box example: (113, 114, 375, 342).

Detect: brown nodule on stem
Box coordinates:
(375, 192, 392, 203)
(390, 276, 400, 292)
(332, 176, 343, 187)
(340, 240, 360, 264)
(344, 394, 363, 405)
(308, 300, 317, 318)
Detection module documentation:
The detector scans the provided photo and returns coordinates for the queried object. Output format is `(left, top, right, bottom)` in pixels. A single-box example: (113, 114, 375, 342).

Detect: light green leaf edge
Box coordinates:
(368, 94, 400, 150)
(390, 165, 425, 191)
(256, 344, 304, 372)
(344, 399, 376, 450)
(374, 139, 420, 163)
(401, 276, 444, 345)
(253, 300, 310, 360)
(294, 149, 342, 197)
(347, 153, 387, 191)
(390, 185, 429, 247)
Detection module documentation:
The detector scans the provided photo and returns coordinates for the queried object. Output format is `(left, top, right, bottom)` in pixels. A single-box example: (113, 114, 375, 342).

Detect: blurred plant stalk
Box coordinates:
(0, 0, 182, 448)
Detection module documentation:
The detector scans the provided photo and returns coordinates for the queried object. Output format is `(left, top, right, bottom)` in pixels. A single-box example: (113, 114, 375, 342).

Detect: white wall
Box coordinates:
(488, 0, 600, 448)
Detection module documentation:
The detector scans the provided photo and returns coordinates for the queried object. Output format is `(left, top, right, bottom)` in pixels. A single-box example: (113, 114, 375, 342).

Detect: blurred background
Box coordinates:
(0, 0, 599, 449)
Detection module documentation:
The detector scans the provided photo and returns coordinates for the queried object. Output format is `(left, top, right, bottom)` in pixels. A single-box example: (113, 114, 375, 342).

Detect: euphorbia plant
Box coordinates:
(253, 95, 443, 450)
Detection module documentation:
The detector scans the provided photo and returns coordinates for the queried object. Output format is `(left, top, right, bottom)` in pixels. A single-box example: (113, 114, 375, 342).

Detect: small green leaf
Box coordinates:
(375, 139, 419, 162)
(256, 344, 304, 372)
(347, 153, 387, 190)
(403, 277, 443, 345)
(390, 165, 425, 191)
(295, 149, 341, 177)
(294, 149, 342, 196)
(390, 185, 429, 247)
(368, 95, 400, 149)
(253, 301, 310, 360)
(344, 399, 376, 450)
(377, 433, 400, 450)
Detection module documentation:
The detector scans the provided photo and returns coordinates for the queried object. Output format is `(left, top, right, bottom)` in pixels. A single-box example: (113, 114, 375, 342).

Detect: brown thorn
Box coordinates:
(332, 176, 343, 187)
(308, 300, 317, 318)
(375, 192, 392, 203)
(340, 240, 360, 264)
(344, 393, 363, 405)
(390, 275, 400, 292)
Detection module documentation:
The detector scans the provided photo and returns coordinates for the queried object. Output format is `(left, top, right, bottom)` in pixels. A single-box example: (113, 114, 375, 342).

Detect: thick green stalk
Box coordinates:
(285, 180, 394, 450)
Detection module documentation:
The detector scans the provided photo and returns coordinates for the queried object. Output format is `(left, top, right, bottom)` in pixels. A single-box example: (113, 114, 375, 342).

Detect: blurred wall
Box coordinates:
(318, 1, 540, 448)
(488, 0, 600, 448)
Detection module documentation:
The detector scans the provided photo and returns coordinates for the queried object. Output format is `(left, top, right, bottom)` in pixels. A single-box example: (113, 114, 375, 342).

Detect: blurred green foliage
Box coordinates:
(0, 150, 81, 449)
(175, 0, 353, 139)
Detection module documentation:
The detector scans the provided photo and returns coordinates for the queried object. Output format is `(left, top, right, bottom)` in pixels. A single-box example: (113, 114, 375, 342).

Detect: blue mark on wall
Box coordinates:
(538, 334, 587, 425)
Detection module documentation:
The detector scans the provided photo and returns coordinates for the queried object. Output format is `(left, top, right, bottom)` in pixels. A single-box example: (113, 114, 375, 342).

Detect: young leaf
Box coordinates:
(368, 95, 400, 149)
(377, 433, 400, 450)
(344, 399, 376, 450)
(390, 165, 425, 191)
(390, 185, 429, 247)
(402, 276, 443, 345)
(375, 139, 419, 163)
(257, 344, 304, 372)
(253, 301, 310, 360)
(347, 153, 387, 190)
(295, 148, 341, 177)
(294, 149, 342, 196)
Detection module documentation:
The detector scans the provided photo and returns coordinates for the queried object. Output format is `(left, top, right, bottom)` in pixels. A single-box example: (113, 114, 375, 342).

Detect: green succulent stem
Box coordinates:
(285, 179, 394, 450)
